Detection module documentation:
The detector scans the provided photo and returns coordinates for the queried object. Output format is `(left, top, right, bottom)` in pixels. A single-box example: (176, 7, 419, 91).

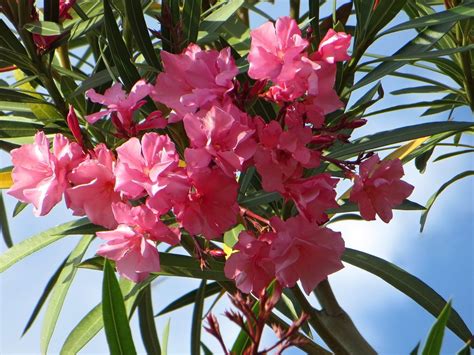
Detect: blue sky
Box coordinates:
(1, 1, 473, 354)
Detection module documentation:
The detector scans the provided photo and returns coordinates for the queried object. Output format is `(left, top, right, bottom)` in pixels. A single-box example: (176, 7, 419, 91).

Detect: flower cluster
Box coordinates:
(8, 17, 414, 293)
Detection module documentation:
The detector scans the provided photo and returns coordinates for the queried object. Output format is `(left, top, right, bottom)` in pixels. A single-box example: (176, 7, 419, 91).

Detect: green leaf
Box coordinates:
(24, 21, 66, 36)
(0, 192, 13, 248)
(22, 257, 68, 336)
(41, 236, 93, 354)
(223, 224, 245, 249)
(0, 117, 45, 138)
(434, 149, 474, 162)
(138, 285, 161, 355)
(161, 319, 171, 355)
(79, 253, 227, 281)
(343, 248, 472, 343)
(420, 171, 474, 232)
(354, 22, 456, 90)
(124, 0, 162, 70)
(198, 0, 245, 43)
(156, 282, 222, 317)
(329, 121, 474, 160)
(183, 0, 203, 46)
(328, 199, 425, 214)
(391, 85, 454, 96)
(239, 191, 282, 208)
(379, 4, 474, 36)
(191, 280, 207, 355)
(0, 88, 51, 105)
(13, 201, 28, 217)
(421, 301, 452, 355)
(102, 259, 137, 355)
(0, 218, 91, 273)
(61, 279, 136, 354)
(362, 44, 474, 63)
(103, 0, 140, 90)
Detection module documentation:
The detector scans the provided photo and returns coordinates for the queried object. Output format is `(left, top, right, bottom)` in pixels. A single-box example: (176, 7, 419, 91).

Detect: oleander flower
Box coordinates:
(269, 216, 345, 294)
(183, 105, 256, 176)
(350, 154, 414, 223)
(248, 16, 308, 83)
(97, 203, 180, 282)
(66, 144, 121, 229)
(224, 231, 276, 295)
(174, 167, 239, 239)
(152, 44, 238, 120)
(8, 132, 84, 216)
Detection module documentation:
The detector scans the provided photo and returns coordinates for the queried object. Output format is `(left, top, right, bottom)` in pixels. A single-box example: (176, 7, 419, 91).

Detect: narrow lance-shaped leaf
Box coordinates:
(329, 121, 474, 160)
(60, 279, 136, 354)
(343, 248, 472, 343)
(40, 236, 93, 354)
(354, 21, 456, 90)
(0, 218, 91, 273)
(183, 0, 202, 46)
(421, 301, 452, 355)
(156, 282, 222, 317)
(138, 284, 161, 355)
(124, 0, 162, 70)
(379, 4, 474, 36)
(191, 280, 207, 354)
(420, 171, 474, 232)
(102, 259, 137, 355)
(103, 0, 140, 90)
(0, 192, 13, 248)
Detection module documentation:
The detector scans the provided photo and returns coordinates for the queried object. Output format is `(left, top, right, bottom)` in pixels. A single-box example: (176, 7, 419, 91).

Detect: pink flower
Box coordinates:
(350, 155, 414, 223)
(315, 29, 351, 64)
(254, 119, 319, 193)
(248, 16, 308, 83)
(85, 80, 153, 134)
(224, 231, 275, 295)
(65, 144, 121, 229)
(152, 44, 238, 120)
(114, 133, 188, 214)
(174, 167, 239, 239)
(183, 105, 257, 176)
(97, 203, 179, 282)
(8, 132, 84, 216)
(269, 216, 345, 294)
(284, 174, 339, 224)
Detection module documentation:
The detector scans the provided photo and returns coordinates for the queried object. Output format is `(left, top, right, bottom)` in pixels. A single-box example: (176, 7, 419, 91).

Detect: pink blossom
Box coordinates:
(65, 144, 121, 229)
(114, 133, 188, 214)
(8, 132, 84, 216)
(85, 80, 153, 134)
(254, 118, 319, 193)
(315, 29, 351, 64)
(174, 167, 239, 239)
(152, 44, 238, 120)
(183, 105, 256, 176)
(269, 216, 345, 294)
(350, 155, 414, 223)
(248, 16, 308, 83)
(97, 203, 179, 282)
(224, 231, 276, 295)
(284, 174, 339, 224)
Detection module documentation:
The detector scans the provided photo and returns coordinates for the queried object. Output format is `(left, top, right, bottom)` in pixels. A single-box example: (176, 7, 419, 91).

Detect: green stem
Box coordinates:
(309, 0, 321, 49)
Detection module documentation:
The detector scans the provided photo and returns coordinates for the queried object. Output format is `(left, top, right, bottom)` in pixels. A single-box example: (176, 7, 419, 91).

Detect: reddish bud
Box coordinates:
(346, 119, 367, 129)
(311, 134, 336, 144)
(66, 106, 84, 147)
